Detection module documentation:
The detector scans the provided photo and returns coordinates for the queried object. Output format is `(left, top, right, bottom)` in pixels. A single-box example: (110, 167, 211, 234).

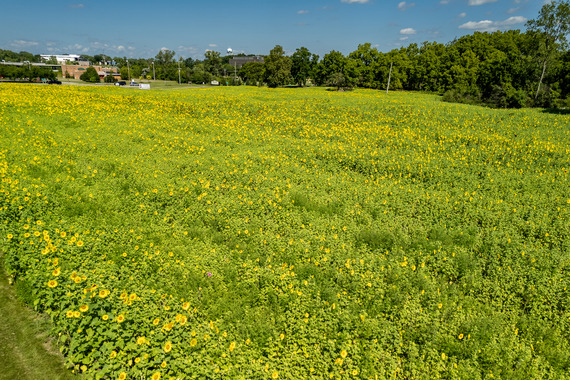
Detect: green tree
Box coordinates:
(155, 49, 176, 65)
(315, 50, 357, 88)
(44, 56, 58, 64)
(0, 49, 20, 62)
(409, 41, 446, 92)
(190, 63, 211, 84)
(384, 48, 414, 90)
(291, 47, 318, 86)
(131, 65, 142, 79)
(184, 57, 196, 69)
(239, 62, 266, 85)
(104, 73, 117, 83)
(153, 49, 178, 80)
(560, 50, 570, 100)
(119, 66, 129, 81)
(204, 50, 222, 76)
(348, 43, 382, 88)
(326, 72, 351, 90)
(79, 67, 100, 83)
(264, 45, 292, 88)
(526, 0, 570, 98)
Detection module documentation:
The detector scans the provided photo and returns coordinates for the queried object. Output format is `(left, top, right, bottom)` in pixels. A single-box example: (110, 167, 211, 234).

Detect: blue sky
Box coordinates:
(1, 0, 545, 60)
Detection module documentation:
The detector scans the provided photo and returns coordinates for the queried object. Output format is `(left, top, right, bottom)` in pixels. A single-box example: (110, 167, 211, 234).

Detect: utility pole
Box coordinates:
(386, 62, 393, 94)
(178, 58, 181, 85)
(152, 60, 155, 81)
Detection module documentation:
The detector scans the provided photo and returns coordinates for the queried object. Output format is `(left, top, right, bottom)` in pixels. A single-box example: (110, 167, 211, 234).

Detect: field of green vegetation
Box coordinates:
(0, 84, 569, 379)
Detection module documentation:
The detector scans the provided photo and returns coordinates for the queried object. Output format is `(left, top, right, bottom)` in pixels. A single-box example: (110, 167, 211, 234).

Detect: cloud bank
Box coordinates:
(459, 16, 527, 32)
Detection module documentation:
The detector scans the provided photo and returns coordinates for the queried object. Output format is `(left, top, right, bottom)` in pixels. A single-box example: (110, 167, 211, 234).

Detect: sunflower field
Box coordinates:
(0, 84, 569, 379)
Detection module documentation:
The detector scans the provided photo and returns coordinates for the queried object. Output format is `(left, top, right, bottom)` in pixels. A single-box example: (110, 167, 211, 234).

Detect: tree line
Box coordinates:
(1, 1, 568, 108)
(0, 50, 57, 82)
(0, 63, 57, 82)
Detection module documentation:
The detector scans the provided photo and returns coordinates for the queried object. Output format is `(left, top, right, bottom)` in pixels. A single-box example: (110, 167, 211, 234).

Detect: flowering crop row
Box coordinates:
(0, 84, 569, 379)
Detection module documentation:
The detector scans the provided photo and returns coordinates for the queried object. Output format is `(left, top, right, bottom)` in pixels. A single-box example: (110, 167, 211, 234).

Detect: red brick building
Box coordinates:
(61, 64, 119, 80)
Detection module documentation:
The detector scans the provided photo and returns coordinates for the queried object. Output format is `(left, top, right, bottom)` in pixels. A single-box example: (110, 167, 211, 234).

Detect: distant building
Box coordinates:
(40, 54, 82, 63)
(61, 64, 118, 80)
(228, 56, 264, 68)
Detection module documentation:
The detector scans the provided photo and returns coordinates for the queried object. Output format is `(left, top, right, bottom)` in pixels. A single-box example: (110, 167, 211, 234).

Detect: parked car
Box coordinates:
(48, 80, 62, 85)
(129, 82, 138, 86)
(115, 81, 127, 86)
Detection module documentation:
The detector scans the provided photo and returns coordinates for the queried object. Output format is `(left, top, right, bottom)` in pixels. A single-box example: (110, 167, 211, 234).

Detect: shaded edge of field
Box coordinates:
(0, 251, 77, 380)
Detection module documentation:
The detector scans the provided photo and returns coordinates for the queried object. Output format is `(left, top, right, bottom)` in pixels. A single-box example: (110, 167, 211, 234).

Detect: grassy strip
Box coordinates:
(0, 253, 77, 380)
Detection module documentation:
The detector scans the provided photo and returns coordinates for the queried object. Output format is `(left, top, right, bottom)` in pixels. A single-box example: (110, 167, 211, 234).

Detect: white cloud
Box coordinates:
(10, 40, 39, 48)
(177, 45, 199, 56)
(440, 0, 450, 4)
(400, 27, 417, 35)
(458, 12, 467, 18)
(468, 0, 498, 5)
(112, 45, 135, 53)
(341, 0, 369, 3)
(91, 42, 109, 50)
(297, 10, 309, 14)
(507, 7, 519, 14)
(400, 36, 409, 41)
(459, 16, 527, 32)
(209, 44, 217, 48)
(398, 1, 416, 10)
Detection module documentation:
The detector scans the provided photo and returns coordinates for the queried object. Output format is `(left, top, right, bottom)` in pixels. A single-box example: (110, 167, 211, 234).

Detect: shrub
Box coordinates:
(104, 74, 117, 83)
(485, 83, 529, 109)
(79, 67, 100, 83)
(442, 85, 481, 105)
(533, 85, 557, 108)
(326, 72, 354, 91)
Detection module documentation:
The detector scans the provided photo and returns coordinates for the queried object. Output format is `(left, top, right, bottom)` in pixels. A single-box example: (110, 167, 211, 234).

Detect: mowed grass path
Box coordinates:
(0, 255, 76, 380)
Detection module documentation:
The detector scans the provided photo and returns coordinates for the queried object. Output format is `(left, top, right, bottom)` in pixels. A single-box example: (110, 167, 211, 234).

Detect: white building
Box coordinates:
(40, 54, 82, 63)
